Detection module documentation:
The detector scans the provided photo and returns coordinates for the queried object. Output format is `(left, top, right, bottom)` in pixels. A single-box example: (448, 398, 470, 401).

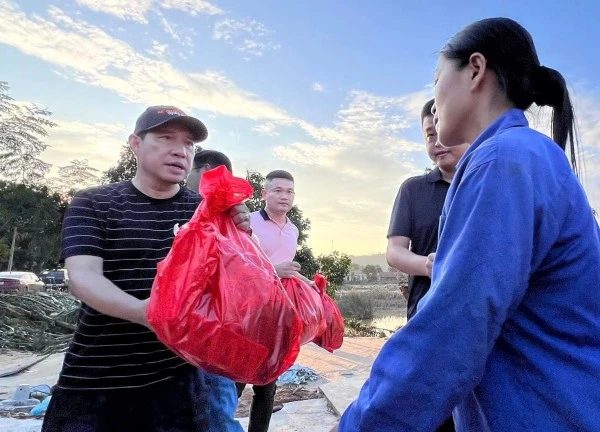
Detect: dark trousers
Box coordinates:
(236, 381, 277, 432)
(42, 366, 243, 432)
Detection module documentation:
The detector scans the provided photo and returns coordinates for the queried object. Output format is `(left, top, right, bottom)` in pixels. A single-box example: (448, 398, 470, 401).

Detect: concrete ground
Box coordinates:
(0, 337, 386, 431)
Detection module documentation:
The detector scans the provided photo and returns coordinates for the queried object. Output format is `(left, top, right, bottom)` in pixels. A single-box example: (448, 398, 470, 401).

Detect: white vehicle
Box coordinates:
(0, 271, 45, 293)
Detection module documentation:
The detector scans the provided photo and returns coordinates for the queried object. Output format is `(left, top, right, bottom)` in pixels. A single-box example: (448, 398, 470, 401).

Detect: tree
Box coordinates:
(0, 81, 56, 184)
(48, 159, 101, 198)
(295, 244, 319, 279)
(244, 171, 265, 213)
(103, 144, 137, 183)
(363, 264, 382, 282)
(0, 181, 67, 272)
(317, 251, 352, 297)
(387, 266, 398, 273)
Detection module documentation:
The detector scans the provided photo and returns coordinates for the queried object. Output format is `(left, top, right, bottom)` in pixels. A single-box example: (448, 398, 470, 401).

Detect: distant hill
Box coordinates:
(349, 253, 388, 269)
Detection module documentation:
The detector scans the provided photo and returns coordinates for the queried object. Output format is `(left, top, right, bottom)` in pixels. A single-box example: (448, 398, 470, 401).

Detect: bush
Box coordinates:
(344, 318, 387, 337)
(337, 292, 374, 320)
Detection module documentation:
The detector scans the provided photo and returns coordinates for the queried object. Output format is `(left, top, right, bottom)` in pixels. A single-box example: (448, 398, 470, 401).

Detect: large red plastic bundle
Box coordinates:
(281, 277, 327, 345)
(147, 166, 303, 385)
(311, 274, 344, 353)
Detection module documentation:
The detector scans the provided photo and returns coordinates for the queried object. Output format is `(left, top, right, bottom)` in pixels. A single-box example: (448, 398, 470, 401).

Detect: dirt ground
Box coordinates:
(235, 385, 321, 417)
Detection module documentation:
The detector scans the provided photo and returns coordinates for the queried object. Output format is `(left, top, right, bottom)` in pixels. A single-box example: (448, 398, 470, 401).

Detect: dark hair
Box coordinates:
(421, 99, 435, 124)
(266, 170, 294, 182)
(193, 150, 232, 172)
(441, 17, 579, 174)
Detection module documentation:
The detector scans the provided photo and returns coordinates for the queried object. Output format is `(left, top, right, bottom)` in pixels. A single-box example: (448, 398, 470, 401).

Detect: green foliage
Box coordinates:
(0, 181, 67, 272)
(103, 144, 137, 183)
(363, 264, 382, 282)
(0, 240, 10, 262)
(317, 251, 352, 297)
(244, 170, 264, 213)
(295, 244, 319, 279)
(337, 292, 374, 320)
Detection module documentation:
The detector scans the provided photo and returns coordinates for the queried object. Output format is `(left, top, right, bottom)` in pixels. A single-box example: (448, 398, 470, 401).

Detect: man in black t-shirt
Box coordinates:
(386, 99, 469, 431)
(42, 106, 249, 432)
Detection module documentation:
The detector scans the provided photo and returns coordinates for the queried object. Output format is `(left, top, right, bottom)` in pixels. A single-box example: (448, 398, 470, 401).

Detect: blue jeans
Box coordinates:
(42, 366, 243, 432)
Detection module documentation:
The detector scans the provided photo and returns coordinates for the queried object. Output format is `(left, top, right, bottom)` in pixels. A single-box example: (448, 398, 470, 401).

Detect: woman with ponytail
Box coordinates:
(337, 18, 600, 432)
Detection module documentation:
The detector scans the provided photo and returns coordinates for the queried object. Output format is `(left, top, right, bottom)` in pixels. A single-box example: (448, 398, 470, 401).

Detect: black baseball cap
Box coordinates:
(134, 106, 208, 143)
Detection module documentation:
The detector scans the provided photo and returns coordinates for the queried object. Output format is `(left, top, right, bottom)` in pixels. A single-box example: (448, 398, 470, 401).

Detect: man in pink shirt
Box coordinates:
(236, 170, 301, 432)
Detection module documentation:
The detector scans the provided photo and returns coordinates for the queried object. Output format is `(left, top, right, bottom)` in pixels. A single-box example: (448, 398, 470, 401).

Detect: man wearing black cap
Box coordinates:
(42, 106, 248, 432)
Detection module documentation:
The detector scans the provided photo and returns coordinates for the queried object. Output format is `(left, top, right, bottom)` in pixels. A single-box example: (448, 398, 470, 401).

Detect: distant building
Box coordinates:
(345, 270, 368, 283)
(378, 271, 401, 283)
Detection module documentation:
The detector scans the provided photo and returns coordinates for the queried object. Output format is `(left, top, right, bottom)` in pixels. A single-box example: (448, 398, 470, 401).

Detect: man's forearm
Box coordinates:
(70, 270, 148, 326)
(386, 247, 429, 277)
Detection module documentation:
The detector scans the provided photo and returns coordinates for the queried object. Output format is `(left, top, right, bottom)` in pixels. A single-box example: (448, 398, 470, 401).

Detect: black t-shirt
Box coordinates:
(58, 181, 200, 390)
(387, 168, 450, 319)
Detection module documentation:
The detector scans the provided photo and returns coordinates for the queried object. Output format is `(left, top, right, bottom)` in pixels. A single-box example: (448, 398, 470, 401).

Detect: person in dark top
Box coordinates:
(42, 106, 249, 432)
(387, 99, 469, 320)
(386, 99, 468, 432)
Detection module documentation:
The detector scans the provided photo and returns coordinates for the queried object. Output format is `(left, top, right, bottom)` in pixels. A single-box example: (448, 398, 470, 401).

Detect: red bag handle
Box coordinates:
(200, 166, 254, 214)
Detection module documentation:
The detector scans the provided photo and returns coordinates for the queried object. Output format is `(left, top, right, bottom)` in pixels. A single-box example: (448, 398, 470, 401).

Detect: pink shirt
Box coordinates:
(250, 209, 299, 265)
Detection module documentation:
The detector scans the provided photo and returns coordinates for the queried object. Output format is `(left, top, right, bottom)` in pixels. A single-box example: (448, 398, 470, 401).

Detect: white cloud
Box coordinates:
(0, 2, 289, 121)
(75, 0, 222, 23)
(212, 18, 280, 57)
(312, 83, 325, 92)
(75, 0, 154, 23)
(160, 0, 223, 16)
(146, 40, 169, 58)
(42, 120, 130, 176)
(155, 10, 196, 52)
(252, 122, 280, 136)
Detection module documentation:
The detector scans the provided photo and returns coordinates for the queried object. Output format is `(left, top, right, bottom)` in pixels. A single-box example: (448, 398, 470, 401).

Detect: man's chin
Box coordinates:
(159, 174, 186, 185)
(437, 162, 456, 172)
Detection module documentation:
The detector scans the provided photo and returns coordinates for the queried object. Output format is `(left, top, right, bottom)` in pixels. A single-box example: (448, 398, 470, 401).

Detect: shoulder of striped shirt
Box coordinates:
(73, 183, 200, 206)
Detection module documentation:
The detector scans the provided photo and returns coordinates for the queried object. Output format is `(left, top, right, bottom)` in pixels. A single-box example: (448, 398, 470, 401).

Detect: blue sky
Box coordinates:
(1, 0, 599, 255)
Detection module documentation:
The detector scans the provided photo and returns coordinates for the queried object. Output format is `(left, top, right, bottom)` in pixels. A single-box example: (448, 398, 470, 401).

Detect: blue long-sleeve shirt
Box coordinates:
(339, 109, 600, 432)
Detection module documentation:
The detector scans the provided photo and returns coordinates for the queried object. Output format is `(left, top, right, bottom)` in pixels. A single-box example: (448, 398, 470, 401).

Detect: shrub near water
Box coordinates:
(337, 291, 374, 320)
(337, 285, 406, 319)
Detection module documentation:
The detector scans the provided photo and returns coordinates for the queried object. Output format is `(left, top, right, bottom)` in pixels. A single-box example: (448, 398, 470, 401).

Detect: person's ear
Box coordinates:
(467, 52, 488, 92)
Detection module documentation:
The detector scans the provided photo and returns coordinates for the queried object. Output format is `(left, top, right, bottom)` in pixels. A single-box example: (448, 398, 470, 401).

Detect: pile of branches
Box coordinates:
(0, 290, 79, 354)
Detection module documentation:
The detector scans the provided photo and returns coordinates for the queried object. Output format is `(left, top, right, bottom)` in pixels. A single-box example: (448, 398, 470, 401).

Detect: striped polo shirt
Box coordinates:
(250, 208, 299, 265)
(57, 181, 200, 390)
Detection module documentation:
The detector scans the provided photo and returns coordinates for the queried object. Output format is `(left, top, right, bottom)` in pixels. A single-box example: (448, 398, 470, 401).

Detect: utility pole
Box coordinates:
(7, 226, 17, 272)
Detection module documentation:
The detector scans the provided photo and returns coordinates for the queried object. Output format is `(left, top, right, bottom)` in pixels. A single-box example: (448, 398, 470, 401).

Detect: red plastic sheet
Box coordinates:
(311, 274, 344, 353)
(148, 166, 303, 385)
